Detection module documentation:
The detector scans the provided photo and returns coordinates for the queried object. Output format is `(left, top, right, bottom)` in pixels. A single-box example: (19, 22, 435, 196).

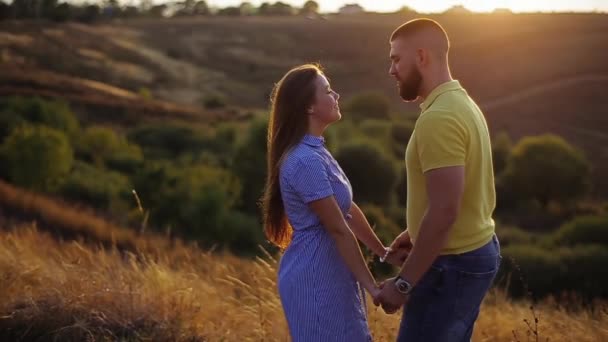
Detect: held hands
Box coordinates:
(372, 230, 414, 314)
(371, 278, 409, 314)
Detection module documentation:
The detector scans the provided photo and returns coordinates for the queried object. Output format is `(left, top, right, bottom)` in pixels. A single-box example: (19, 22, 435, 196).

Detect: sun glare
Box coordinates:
(313, 0, 606, 13)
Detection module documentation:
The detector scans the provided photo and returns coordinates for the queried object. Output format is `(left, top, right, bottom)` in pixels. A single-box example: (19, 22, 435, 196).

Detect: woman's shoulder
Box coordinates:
(280, 144, 326, 177)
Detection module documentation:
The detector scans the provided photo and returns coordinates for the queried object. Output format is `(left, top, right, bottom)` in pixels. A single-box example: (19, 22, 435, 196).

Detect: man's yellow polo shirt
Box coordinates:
(405, 80, 496, 255)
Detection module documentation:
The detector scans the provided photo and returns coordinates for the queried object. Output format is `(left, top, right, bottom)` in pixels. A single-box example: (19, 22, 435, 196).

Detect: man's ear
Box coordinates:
(416, 48, 428, 67)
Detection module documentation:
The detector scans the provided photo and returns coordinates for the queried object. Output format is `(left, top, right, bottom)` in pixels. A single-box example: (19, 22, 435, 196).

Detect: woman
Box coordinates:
(261, 64, 401, 341)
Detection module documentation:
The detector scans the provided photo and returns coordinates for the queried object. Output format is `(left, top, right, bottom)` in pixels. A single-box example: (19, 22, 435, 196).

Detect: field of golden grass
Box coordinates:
(1, 225, 606, 341)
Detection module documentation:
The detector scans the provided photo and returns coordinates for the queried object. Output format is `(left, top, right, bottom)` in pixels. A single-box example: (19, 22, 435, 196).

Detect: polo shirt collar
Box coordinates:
(419, 80, 463, 112)
(302, 134, 325, 147)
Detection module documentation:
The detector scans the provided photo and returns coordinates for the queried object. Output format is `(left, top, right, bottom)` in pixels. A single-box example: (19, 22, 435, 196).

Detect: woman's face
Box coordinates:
(309, 74, 341, 125)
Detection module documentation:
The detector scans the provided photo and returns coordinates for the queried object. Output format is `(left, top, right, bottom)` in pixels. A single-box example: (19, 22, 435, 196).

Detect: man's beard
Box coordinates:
(398, 67, 422, 101)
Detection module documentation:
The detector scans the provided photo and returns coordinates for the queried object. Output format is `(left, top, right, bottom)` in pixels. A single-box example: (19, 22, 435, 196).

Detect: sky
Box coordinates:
(204, 0, 608, 13)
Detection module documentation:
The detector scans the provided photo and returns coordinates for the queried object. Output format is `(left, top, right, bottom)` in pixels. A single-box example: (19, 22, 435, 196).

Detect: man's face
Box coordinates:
(389, 38, 422, 102)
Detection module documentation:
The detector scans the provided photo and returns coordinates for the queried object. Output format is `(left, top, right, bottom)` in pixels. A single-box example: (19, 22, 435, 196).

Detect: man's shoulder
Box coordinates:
(422, 91, 480, 123)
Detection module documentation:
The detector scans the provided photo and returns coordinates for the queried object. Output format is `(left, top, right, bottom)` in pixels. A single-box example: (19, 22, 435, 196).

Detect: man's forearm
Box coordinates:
(398, 208, 455, 285)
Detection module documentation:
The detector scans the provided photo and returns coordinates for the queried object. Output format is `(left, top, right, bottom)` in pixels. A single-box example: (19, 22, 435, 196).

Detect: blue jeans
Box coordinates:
(397, 235, 501, 342)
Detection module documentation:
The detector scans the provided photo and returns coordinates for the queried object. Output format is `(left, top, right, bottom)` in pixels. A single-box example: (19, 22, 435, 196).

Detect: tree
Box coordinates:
(132, 162, 241, 243)
(390, 121, 414, 158)
(502, 134, 591, 209)
(258, 2, 270, 15)
(0, 125, 73, 191)
(60, 161, 131, 210)
(193, 0, 209, 14)
(76, 4, 100, 22)
(300, 0, 319, 15)
(79, 126, 142, 169)
(217, 6, 241, 16)
(232, 119, 267, 214)
(0, 2, 11, 20)
(239, 1, 254, 15)
(336, 142, 397, 206)
(148, 4, 166, 17)
(51, 2, 72, 21)
(258, 1, 293, 15)
(492, 131, 512, 177)
(127, 123, 209, 159)
(0, 96, 79, 141)
(345, 92, 391, 122)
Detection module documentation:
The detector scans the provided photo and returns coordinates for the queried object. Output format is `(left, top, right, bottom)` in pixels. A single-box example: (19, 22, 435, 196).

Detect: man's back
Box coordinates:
(405, 80, 496, 254)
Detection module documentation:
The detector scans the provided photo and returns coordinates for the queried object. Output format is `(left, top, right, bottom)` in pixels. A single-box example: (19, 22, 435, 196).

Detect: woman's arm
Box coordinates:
(347, 202, 386, 258)
(309, 197, 379, 297)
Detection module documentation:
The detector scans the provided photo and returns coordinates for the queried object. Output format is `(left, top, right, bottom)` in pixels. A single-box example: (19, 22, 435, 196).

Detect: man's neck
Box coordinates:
(419, 69, 453, 101)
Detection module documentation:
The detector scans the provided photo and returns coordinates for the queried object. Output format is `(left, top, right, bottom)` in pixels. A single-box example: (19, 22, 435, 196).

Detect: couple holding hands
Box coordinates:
(261, 18, 501, 342)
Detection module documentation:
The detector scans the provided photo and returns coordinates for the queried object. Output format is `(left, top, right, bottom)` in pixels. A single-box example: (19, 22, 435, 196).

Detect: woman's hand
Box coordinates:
(369, 283, 382, 305)
(384, 249, 409, 267)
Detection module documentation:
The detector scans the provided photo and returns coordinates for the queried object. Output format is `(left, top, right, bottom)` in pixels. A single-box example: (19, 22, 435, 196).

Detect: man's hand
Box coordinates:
(390, 230, 413, 251)
(373, 277, 409, 314)
(384, 230, 413, 266)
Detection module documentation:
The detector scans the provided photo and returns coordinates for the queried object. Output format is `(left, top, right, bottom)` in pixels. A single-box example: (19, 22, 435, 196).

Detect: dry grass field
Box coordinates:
(0, 224, 606, 341)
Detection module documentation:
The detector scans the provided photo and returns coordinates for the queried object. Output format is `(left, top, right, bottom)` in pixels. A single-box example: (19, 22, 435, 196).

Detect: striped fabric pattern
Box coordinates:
(277, 134, 371, 342)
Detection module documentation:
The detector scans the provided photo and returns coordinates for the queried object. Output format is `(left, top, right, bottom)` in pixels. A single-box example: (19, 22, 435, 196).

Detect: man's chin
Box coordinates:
(400, 95, 419, 102)
(399, 88, 419, 102)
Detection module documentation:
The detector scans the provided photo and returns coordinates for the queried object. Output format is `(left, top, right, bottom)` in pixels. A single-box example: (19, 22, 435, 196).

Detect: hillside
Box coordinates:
(0, 225, 606, 341)
(1, 13, 608, 193)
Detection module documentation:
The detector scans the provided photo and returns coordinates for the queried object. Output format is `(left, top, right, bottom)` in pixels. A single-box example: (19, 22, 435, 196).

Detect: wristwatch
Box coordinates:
(394, 276, 413, 295)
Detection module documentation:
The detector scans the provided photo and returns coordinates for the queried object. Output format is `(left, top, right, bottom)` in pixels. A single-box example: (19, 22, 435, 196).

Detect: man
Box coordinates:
(375, 18, 502, 341)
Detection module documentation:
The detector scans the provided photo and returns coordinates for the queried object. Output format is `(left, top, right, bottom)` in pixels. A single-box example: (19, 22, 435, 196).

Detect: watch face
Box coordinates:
(395, 278, 412, 294)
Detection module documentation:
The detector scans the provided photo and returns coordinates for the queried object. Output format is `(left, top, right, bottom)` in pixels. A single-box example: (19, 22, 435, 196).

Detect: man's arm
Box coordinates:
(398, 165, 464, 285)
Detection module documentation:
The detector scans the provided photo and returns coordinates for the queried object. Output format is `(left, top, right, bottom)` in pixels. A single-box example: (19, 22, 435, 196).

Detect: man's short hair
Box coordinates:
(390, 18, 450, 50)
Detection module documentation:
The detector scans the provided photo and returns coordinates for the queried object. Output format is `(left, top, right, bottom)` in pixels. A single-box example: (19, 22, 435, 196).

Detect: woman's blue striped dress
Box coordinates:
(278, 134, 372, 342)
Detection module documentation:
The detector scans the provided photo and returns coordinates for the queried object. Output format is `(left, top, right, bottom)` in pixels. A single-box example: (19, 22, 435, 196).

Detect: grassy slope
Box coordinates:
(0, 225, 606, 341)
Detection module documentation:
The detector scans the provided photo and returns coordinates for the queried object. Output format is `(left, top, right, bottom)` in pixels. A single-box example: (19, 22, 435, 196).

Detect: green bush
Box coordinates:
(78, 126, 143, 170)
(59, 161, 131, 210)
(394, 167, 407, 207)
(0, 96, 79, 141)
(344, 92, 391, 122)
(499, 244, 608, 299)
(502, 134, 590, 209)
(336, 142, 398, 206)
(128, 123, 211, 159)
(1, 125, 73, 191)
(491, 131, 512, 177)
(552, 215, 608, 247)
(360, 204, 401, 245)
(390, 121, 414, 159)
(325, 119, 357, 152)
(360, 204, 402, 276)
(232, 119, 267, 214)
(496, 226, 535, 248)
(360, 119, 391, 141)
(499, 244, 564, 299)
(202, 94, 227, 109)
(132, 162, 241, 244)
(218, 211, 266, 255)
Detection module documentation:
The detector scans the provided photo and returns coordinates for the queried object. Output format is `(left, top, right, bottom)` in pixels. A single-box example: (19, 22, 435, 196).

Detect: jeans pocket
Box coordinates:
(414, 265, 445, 294)
(454, 267, 498, 320)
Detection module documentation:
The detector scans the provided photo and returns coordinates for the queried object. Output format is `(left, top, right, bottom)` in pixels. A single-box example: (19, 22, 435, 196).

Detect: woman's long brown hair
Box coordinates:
(261, 64, 323, 249)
